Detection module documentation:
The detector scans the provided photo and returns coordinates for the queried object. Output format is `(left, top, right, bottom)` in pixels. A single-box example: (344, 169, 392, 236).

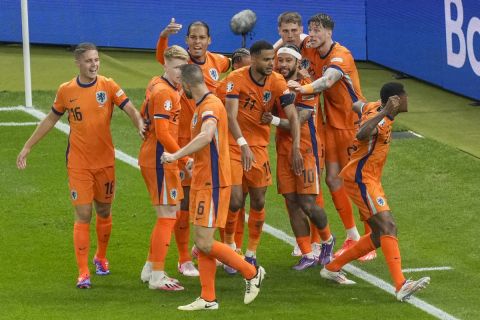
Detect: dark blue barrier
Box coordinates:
(367, 0, 480, 100)
(0, 0, 366, 59)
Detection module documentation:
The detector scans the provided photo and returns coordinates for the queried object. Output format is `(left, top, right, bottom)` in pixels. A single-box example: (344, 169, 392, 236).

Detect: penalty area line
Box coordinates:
(20, 106, 459, 320)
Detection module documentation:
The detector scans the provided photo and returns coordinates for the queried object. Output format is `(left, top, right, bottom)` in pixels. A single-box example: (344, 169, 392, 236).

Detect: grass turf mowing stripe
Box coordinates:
(20, 105, 459, 320)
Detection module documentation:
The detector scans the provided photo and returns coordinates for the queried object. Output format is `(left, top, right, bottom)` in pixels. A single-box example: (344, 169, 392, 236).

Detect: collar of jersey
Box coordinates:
(161, 76, 178, 90)
(188, 51, 208, 65)
(196, 92, 213, 106)
(249, 67, 267, 87)
(320, 41, 337, 59)
(76, 76, 97, 88)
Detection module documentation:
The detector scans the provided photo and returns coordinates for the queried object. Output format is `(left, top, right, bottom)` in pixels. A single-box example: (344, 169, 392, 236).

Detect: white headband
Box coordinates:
(277, 47, 302, 60)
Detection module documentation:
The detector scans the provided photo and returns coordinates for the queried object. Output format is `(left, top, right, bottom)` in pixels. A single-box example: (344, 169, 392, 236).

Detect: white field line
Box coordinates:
(0, 106, 27, 111)
(19, 106, 459, 320)
(409, 130, 424, 138)
(403, 267, 453, 273)
(0, 122, 39, 126)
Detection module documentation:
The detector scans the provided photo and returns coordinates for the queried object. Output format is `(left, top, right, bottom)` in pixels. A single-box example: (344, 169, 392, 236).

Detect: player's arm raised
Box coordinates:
(288, 67, 342, 94)
(226, 97, 255, 171)
(122, 101, 146, 139)
(161, 118, 217, 164)
(17, 110, 62, 169)
(156, 18, 183, 64)
(356, 96, 400, 141)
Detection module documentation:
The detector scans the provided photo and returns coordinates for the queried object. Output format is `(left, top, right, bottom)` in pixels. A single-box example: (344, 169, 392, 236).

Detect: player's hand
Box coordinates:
(185, 157, 194, 177)
(287, 80, 303, 93)
(298, 68, 311, 79)
(260, 112, 273, 124)
(240, 144, 255, 171)
(161, 151, 177, 164)
(160, 18, 182, 37)
(137, 118, 146, 140)
(291, 147, 304, 176)
(384, 95, 400, 118)
(17, 147, 30, 170)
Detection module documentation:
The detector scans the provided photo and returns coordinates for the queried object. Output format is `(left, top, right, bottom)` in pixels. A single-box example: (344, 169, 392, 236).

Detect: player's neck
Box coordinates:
(78, 74, 97, 85)
(317, 38, 334, 57)
(189, 51, 207, 64)
(192, 85, 210, 103)
(249, 67, 267, 85)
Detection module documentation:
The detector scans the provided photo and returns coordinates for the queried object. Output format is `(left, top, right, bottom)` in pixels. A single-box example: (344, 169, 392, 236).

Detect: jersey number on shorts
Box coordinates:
(104, 181, 114, 195)
(303, 168, 315, 184)
(197, 201, 205, 216)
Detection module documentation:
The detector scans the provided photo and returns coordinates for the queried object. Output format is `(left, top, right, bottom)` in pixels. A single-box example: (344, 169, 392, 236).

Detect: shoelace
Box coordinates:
(245, 279, 252, 293)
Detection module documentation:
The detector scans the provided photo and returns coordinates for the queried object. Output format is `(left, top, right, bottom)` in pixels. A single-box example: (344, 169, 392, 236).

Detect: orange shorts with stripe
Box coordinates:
(230, 145, 272, 188)
(68, 166, 115, 206)
(190, 187, 231, 228)
(277, 153, 321, 195)
(178, 137, 192, 187)
(141, 166, 184, 206)
(343, 179, 390, 221)
(325, 124, 356, 169)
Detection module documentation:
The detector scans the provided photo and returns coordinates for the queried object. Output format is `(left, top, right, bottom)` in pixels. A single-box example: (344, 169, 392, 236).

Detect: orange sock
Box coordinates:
(364, 222, 372, 235)
(296, 236, 312, 254)
(330, 186, 355, 229)
(380, 235, 406, 291)
(95, 214, 112, 260)
(198, 250, 217, 301)
(224, 209, 239, 244)
(234, 208, 245, 249)
(327, 233, 376, 271)
(309, 220, 320, 243)
(74, 222, 90, 275)
(247, 208, 265, 252)
(150, 217, 176, 271)
(209, 241, 256, 279)
(174, 210, 191, 264)
(317, 224, 332, 242)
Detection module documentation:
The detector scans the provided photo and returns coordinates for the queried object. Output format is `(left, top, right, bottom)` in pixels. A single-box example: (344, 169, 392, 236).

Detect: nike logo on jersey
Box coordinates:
(69, 98, 78, 102)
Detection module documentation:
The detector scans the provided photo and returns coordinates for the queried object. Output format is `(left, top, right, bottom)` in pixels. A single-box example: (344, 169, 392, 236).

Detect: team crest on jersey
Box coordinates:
(226, 81, 234, 93)
(71, 189, 78, 200)
(96, 91, 107, 104)
(263, 91, 272, 103)
(192, 113, 198, 127)
(170, 188, 178, 200)
(209, 68, 219, 81)
(378, 119, 386, 127)
(300, 58, 310, 70)
(164, 99, 172, 111)
(376, 197, 385, 206)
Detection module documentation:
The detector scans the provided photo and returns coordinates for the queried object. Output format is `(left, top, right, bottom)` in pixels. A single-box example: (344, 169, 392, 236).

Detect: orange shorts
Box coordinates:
(325, 124, 356, 169)
(190, 187, 231, 228)
(67, 166, 115, 206)
(141, 166, 183, 205)
(230, 145, 272, 188)
(178, 137, 192, 187)
(277, 153, 321, 195)
(343, 179, 390, 221)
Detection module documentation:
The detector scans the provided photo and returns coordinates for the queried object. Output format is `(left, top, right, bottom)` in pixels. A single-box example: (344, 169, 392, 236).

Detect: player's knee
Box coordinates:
(325, 175, 341, 190)
(194, 238, 213, 254)
(297, 196, 315, 215)
(229, 196, 243, 212)
(378, 217, 397, 236)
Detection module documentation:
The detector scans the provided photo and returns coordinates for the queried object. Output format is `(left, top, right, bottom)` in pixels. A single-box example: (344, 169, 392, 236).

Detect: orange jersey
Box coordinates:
(215, 77, 228, 104)
(190, 92, 231, 190)
(302, 42, 365, 129)
(52, 75, 129, 169)
(138, 76, 181, 169)
(340, 101, 393, 182)
(225, 66, 293, 146)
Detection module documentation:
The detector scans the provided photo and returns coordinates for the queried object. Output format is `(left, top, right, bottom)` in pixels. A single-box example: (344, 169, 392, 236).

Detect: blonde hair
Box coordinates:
(74, 42, 97, 59)
(164, 45, 189, 61)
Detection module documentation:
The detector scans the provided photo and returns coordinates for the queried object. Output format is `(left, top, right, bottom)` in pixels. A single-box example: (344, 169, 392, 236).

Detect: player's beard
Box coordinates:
(257, 66, 273, 77)
(280, 67, 296, 80)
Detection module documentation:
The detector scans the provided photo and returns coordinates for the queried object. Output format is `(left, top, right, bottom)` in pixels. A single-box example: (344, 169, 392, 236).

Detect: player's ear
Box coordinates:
(208, 37, 211, 45)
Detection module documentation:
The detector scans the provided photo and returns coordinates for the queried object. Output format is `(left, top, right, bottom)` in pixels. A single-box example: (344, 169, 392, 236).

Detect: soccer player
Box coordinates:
(16, 42, 145, 289)
(223, 40, 303, 267)
(320, 83, 430, 301)
(138, 45, 191, 291)
(273, 11, 327, 257)
(161, 64, 265, 311)
(262, 44, 334, 270)
(290, 13, 376, 260)
(156, 19, 231, 275)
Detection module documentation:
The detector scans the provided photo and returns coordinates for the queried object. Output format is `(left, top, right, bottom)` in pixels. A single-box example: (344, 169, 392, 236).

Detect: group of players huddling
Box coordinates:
(17, 11, 430, 311)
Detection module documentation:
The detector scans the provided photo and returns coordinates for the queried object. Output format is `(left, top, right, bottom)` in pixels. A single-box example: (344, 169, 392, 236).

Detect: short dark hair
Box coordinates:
(249, 40, 273, 56)
(277, 12, 302, 27)
(187, 21, 210, 37)
(308, 13, 334, 30)
(380, 82, 406, 105)
(180, 64, 204, 86)
(74, 42, 97, 59)
(232, 48, 250, 64)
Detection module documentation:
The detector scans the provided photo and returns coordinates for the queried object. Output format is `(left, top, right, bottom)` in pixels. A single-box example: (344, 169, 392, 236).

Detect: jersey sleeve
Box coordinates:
(201, 103, 220, 123)
(152, 90, 181, 153)
(51, 85, 66, 116)
(216, 53, 231, 73)
(224, 73, 241, 100)
(155, 36, 169, 65)
(325, 50, 351, 78)
(273, 76, 295, 108)
(108, 79, 129, 109)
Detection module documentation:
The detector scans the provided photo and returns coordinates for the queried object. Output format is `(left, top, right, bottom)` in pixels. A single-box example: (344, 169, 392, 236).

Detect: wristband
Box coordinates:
(271, 116, 281, 126)
(301, 83, 314, 94)
(236, 137, 248, 147)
